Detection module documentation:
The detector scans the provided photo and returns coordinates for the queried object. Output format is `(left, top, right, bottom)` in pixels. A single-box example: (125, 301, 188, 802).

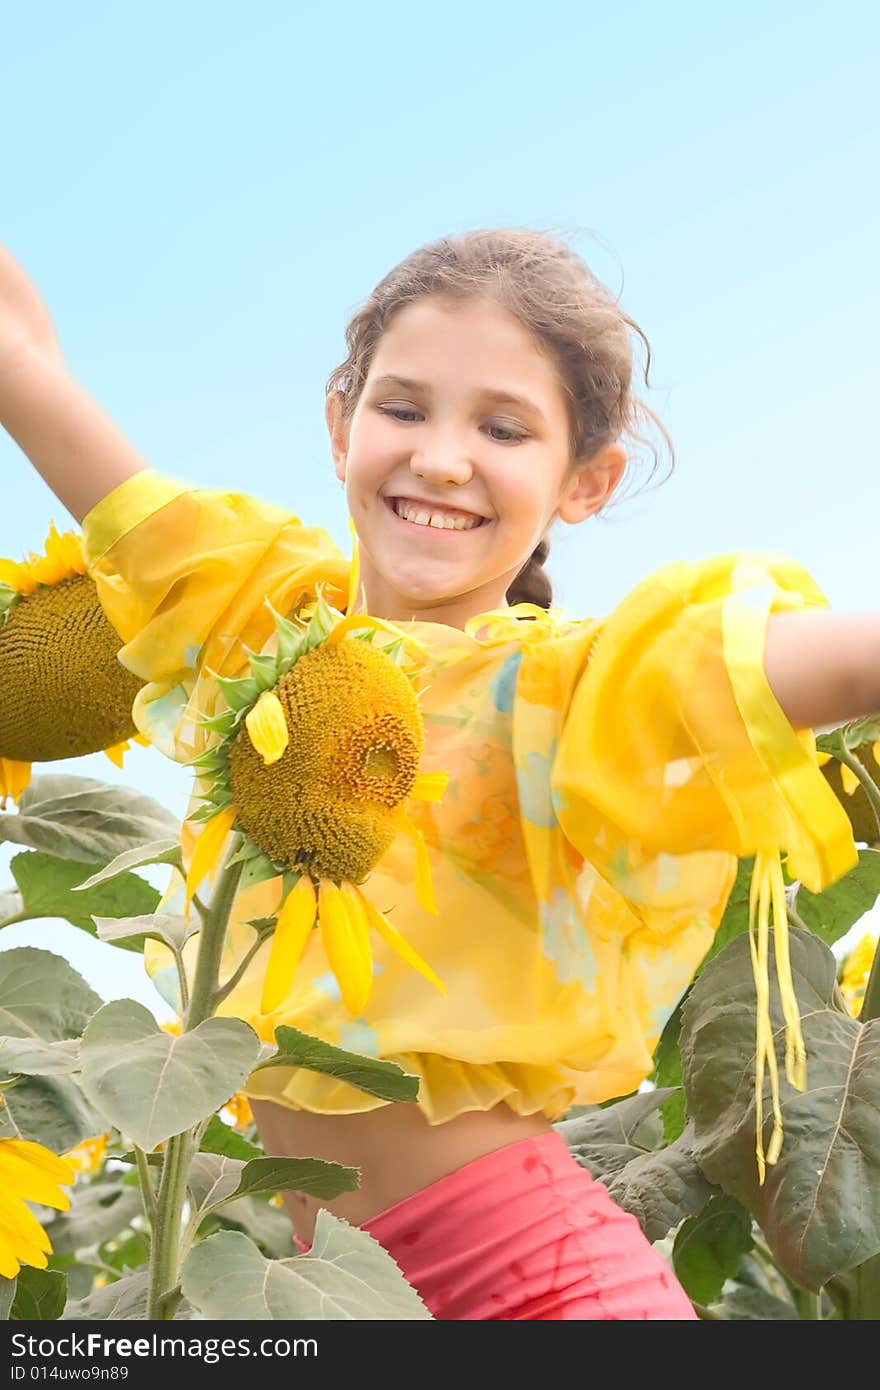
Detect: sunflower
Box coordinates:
(181, 560, 447, 1017)
(0, 525, 147, 805)
(0, 1137, 75, 1280)
(839, 932, 878, 1017)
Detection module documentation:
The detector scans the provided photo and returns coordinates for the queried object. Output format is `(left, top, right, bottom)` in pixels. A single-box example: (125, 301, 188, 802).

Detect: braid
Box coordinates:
(506, 539, 552, 609)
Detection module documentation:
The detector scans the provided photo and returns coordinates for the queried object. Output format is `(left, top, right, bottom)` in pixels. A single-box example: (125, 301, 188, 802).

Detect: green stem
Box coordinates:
(134, 1146, 157, 1223)
(212, 930, 268, 1008)
(146, 835, 244, 1320)
(831, 732, 880, 840)
(185, 835, 244, 1029)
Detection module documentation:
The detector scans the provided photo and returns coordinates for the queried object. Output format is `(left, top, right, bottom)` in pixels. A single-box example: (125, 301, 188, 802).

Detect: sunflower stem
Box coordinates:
(147, 834, 245, 1320)
(829, 730, 880, 840)
(212, 930, 269, 1008)
(134, 1144, 157, 1223)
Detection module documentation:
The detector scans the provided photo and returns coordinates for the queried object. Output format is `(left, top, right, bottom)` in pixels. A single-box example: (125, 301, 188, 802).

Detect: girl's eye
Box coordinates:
(377, 404, 526, 443)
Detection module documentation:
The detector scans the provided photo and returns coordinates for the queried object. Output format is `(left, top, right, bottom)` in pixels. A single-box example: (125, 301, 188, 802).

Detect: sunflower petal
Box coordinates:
(245, 691, 290, 766)
(398, 812, 439, 915)
(347, 518, 361, 616)
(318, 879, 372, 1014)
(103, 739, 130, 769)
(184, 805, 236, 908)
(0, 758, 31, 809)
(358, 889, 445, 996)
(841, 764, 859, 796)
(411, 771, 448, 803)
(260, 876, 318, 1014)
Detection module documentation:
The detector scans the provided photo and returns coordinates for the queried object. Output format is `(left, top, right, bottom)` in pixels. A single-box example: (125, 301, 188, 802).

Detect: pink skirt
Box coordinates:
(295, 1129, 696, 1320)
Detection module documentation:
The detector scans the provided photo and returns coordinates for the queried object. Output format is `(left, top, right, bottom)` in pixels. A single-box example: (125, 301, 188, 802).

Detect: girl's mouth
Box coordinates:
(386, 497, 487, 532)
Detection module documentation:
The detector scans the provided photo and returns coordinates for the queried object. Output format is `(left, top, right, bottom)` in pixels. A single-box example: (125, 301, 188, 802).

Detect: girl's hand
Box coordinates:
(0, 246, 63, 378)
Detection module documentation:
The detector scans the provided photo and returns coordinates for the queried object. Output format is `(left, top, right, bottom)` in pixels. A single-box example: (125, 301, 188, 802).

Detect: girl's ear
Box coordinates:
(557, 442, 627, 524)
(325, 392, 349, 482)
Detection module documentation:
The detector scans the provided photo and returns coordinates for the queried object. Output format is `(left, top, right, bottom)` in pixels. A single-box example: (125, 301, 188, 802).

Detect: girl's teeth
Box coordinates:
(394, 500, 480, 530)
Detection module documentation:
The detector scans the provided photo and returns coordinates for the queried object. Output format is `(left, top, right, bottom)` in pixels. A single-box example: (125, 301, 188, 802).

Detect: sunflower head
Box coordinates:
(183, 591, 447, 1016)
(0, 525, 145, 804)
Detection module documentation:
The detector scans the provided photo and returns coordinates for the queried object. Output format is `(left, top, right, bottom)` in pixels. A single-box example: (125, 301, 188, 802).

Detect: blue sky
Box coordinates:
(1, 1, 878, 1009)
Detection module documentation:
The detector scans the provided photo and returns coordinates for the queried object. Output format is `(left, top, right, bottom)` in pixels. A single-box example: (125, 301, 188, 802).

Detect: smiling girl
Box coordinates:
(0, 230, 874, 1319)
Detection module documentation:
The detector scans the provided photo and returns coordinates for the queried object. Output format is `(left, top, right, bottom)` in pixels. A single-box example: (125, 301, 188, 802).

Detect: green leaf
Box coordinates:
(94, 913, 197, 954)
(794, 849, 880, 946)
(199, 1113, 262, 1161)
(253, 1025, 419, 1102)
(698, 856, 754, 972)
(9, 852, 159, 950)
(46, 1182, 142, 1257)
(0, 946, 102, 1043)
(238, 850, 282, 892)
(554, 1087, 675, 1183)
(672, 1194, 754, 1305)
(73, 839, 183, 891)
(181, 1220, 432, 1320)
(651, 1001, 686, 1142)
(681, 927, 880, 1291)
(0, 1277, 16, 1319)
(0, 1037, 78, 1076)
(0, 775, 179, 863)
(0, 1076, 104, 1151)
(10, 1267, 67, 1321)
(207, 1196, 297, 1257)
(188, 1153, 359, 1217)
(79, 1001, 262, 1149)
(61, 1272, 197, 1321)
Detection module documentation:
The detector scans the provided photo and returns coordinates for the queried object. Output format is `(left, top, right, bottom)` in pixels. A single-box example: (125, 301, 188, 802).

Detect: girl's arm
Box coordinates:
(764, 610, 880, 730)
(0, 247, 148, 522)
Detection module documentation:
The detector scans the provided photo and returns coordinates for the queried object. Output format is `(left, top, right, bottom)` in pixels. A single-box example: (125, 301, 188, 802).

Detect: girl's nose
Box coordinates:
(409, 446, 473, 487)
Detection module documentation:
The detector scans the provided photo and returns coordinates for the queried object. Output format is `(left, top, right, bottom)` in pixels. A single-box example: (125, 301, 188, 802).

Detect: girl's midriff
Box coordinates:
(249, 1097, 554, 1245)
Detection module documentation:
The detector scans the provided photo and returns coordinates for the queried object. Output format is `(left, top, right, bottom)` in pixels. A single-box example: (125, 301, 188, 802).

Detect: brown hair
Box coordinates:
(326, 228, 672, 608)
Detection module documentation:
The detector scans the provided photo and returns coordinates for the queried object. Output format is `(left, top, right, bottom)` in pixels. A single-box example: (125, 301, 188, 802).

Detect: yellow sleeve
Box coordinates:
(81, 470, 350, 759)
(551, 551, 856, 900)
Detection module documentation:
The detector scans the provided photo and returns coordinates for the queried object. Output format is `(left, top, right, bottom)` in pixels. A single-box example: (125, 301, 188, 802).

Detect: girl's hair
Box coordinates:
(326, 228, 672, 608)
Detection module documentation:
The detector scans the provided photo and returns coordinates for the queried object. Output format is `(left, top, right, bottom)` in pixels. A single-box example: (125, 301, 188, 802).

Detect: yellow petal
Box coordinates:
(63, 1134, 108, 1176)
(411, 771, 449, 803)
(0, 558, 30, 592)
(133, 733, 151, 747)
(814, 750, 832, 768)
(245, 691, 289, 766)
(318, 879, 372, 1014)
(398, 812, 439, 915)
(260, 875, 318, 1014)
(103, 739, 130, 769)
(0, 758, 31, 808)
(347, 517, 361, 616)
(358, 889, 445, 996)
(841, 764, 859, 796)
(184, 805, 236, 908)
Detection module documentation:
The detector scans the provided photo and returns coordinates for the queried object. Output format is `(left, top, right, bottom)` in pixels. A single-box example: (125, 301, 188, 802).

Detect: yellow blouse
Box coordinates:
(82, 471, 857, 1130)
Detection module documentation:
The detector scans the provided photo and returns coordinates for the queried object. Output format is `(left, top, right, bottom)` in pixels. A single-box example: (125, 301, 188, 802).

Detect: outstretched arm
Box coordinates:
(764, 610, 880, 731)
(0, 247, 149, 522)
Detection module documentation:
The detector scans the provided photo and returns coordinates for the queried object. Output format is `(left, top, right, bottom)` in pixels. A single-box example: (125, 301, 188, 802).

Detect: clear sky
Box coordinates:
(1, 0, 878, 1011)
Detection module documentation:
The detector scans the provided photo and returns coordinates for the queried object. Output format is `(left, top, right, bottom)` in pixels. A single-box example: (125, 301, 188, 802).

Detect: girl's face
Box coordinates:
(327, 297, 625, 627)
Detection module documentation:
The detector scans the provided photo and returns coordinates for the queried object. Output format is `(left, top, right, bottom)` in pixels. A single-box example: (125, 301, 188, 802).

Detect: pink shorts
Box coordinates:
(294, 1130, 696, 1320)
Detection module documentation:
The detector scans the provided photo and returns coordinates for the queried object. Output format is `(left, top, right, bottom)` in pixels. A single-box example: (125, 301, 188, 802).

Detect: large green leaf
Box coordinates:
(0, 1037, 79, 1076)
(0, 775, 179, 863)
(10, 1267, 67, 1321)
(681, 928, 880, 1290)
(61, 1272, 197, 1321)
(181, 1220, 432, 1320)
(8, 852, 159, 950)
(672, 1194, 754, 1304)
(208, 1196, 297, 1258)
(253, 1025, 419, 1102)
(199, 1113, 262, 1160)
(794, 849, 880, 946)
(94, 913, 196, 954)
(0, 1075, 104, 1151)
(79, 1001, 262, 1149)
(188, 1153, 359, 1216)
(557, 1098, 714, 1242)
(74, 839, 183, 890)
(0, 947, 102, 1042)
(46, 1182, 143, 1256)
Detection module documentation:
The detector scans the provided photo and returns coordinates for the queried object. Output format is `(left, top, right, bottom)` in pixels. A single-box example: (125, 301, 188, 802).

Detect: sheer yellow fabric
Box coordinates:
(83, 475, 858, 1161)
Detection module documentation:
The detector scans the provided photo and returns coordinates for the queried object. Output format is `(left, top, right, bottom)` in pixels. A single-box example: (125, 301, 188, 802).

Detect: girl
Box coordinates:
(0, 230, 875, 1321)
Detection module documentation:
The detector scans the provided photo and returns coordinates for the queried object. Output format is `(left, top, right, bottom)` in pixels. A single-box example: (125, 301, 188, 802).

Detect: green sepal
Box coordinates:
(0, 583, 22, 624)
(247, 650, 281, 693)
(816, 717, 880, 755)
(239, 850, 282, 892)
(267, 602, 308, 666)
(187, 802, 234, 826)
(246, 916, 280, 935)
(214, 673, 261, 713)
(303, 593, 335, 651)
(187, 746, 228, 775)
(224, 836, 266, 869)
(198, 709, 240, 737)
(382, 638, 404, 665)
